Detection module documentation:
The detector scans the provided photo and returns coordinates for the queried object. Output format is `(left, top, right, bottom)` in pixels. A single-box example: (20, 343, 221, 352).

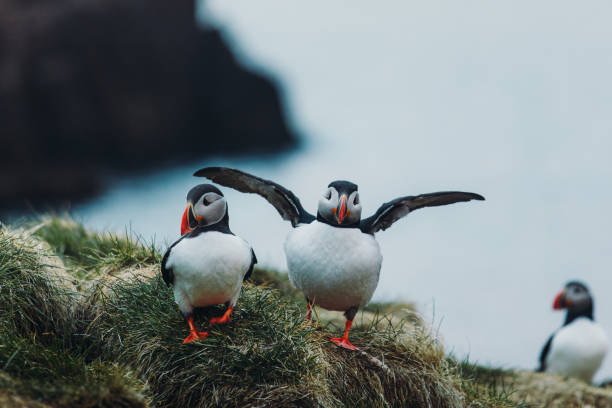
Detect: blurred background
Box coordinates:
(2, 0, 612, 381)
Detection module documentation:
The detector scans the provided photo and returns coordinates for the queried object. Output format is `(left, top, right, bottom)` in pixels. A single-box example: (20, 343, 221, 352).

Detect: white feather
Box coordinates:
(166, 231, 252, 314)
(545, 317, 608, 382)
(284, 221, 382, 311)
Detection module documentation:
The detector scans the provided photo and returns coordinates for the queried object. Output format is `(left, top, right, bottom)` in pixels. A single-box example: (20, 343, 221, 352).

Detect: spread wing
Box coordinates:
(243, 248, 257, 282)
(194, 167, 315, 227)
(360, 191, 485, 235)
(537, 334, 554, 372)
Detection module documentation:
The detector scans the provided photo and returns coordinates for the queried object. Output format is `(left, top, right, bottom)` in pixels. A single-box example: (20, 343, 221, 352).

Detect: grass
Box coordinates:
(1, 215, 612, 407)
(0, 223, 147, 407)
(31, 216, 159, 280)
(0, 227, 73, 341)
(91, 277, 324, 407)
(452, 359, 526, 407)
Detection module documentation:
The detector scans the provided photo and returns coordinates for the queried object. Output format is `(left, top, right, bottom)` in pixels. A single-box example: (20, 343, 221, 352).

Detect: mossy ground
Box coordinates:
(1, 216, 611, 407)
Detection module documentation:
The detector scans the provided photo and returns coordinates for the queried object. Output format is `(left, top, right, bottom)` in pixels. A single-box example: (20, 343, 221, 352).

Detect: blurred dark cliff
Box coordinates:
(0, 0, 297, 210)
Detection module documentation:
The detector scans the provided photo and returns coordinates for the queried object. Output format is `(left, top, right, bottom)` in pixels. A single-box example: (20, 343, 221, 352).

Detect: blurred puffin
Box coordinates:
(194, 167, 484, 350)
(537, 281, 608, 382)
(161, 184, 257, 343)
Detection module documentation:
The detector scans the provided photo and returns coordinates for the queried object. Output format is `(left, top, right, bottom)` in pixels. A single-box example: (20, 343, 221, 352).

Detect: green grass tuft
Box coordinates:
(0, 332, 147, 408)
(0, 226, 147, 407)
(452, 358, 525, 407)
(32, 216, 160, 279)
(0, 228, 73, 340)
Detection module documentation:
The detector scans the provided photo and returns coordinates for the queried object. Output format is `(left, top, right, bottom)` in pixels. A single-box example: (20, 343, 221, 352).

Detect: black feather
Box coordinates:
(194, 167, 315, 227)
(537, 334, 554, 372)
(161, 235, 187, 287)
(244, 248, 257, 282)
(360, 191, 484, 235)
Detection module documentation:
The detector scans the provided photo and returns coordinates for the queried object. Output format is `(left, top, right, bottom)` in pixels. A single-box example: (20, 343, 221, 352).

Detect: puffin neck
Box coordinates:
(564, 303, 594, 326)
(316, 212, 360, 229)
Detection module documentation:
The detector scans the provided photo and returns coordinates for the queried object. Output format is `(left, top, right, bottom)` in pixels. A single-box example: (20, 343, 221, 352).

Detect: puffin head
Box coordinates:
(180, 184, 227, 235)
(317, 180, 362, 227)
(553, 280, 594, 321)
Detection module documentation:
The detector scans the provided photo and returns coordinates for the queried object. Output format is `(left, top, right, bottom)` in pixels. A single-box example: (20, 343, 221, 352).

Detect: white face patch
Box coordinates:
(193, 192, 227, 226)
(345, 191, 362, 224)
(317, 187, 362, 225)
(318, 187, 339, 223)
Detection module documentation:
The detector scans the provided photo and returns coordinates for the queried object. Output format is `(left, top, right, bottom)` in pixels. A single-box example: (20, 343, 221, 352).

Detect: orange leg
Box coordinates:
(210, 306, 233, 325)
(330, 319, 357, 351)
(306, 302, 313, 321)
(183, 316, 209, 344)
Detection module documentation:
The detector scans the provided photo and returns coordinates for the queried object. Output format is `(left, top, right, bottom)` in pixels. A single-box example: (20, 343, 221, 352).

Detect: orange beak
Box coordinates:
(180, 204, 191, 235)
(553, 290, 566, 310)
(337, 195, 347, 224)
(180, 202, 202, 235)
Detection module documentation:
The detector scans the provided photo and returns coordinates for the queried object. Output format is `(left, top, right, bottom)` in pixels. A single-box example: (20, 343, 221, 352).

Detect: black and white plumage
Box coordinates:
(537, 281, 608, 382)
(162, 184, 257, 343)
(195, 167, 484, 350)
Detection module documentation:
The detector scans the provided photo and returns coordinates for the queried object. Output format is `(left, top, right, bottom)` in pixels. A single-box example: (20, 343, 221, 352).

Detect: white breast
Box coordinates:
(166, 232, 252, 312)
(545, 318, 608, 382)
(284, 221, 383, 311)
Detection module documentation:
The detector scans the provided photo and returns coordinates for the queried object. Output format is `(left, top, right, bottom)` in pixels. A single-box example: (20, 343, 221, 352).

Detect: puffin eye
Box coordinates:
(353, 193, 360, 205)
(325, 189, 332, 200)
(203, 194, 219, 206)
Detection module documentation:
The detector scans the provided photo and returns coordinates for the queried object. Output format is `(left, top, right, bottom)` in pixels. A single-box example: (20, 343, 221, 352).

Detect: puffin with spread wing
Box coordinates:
(194, 167, 484, 350)
(162, 184, 257, 344)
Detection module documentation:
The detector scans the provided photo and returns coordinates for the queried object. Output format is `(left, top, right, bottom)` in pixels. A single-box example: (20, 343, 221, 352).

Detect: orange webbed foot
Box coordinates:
(330, 336, 357, 351)
(209, 315, 231, 324)
(183, 331, 209, 344)
(331, 317, 357, 350)
(183, 316, 208, 343)
(210, 306, 233, 325)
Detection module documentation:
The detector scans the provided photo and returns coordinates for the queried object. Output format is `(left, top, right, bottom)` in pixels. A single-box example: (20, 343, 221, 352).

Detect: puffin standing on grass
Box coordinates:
(537, 281, 608, 382)
(194, 167, 484, 350)
(161, 184, 257, 344)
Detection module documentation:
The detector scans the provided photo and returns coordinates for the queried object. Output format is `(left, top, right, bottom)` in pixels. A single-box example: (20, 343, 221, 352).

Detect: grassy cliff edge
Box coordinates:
(1, 216, 611, 407)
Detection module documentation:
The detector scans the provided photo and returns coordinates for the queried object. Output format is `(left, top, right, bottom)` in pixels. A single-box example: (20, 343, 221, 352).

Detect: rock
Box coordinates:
(0, 0, 297, 209)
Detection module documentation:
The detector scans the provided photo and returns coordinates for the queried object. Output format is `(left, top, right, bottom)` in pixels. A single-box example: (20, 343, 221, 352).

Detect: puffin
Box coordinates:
(161, 184, 257, 344)
(537, 281, 608, 382)
(194, 167, 484, 350)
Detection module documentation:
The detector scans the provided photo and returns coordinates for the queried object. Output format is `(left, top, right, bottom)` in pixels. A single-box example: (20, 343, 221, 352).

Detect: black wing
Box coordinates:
(160, 235, 186, 287)
(360, 191, 485, 235)
(243, 248, 257, 282)
(161, 247, 174, 287)
(537, 334, 554, 372)
(194, 167, 315, 227)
